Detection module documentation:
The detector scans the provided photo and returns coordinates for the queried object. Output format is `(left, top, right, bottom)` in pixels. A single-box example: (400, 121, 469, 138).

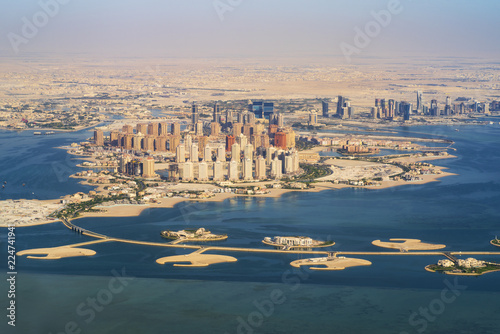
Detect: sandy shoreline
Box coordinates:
(1, 169, 455, 227)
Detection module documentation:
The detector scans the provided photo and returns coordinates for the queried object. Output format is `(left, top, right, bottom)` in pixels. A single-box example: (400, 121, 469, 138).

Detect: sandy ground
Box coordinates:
(290, 257, 372, 271)
(17, 246, 97, 259)
(372, 239, 446, 251)
(156, 251, 237, 267)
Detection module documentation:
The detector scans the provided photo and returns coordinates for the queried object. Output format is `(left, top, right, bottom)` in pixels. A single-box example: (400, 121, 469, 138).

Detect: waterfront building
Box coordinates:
(255, 156, 266, 180)
(213, 161, 223, 181)
(228, 160, 239, 181)
(198, 162, 208, 181)
(243, 158, 253, 180)
(271, 157, 282, 179)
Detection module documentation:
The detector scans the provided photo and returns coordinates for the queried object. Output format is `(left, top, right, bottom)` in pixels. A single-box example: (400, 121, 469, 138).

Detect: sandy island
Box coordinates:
(156, 250, 237, 267)
(290, 257, 372, 271)
(372, 239, 446, 252)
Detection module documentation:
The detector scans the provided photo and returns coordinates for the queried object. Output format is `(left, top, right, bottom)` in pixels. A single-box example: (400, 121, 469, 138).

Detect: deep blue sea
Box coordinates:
(1, 122, 500, 334)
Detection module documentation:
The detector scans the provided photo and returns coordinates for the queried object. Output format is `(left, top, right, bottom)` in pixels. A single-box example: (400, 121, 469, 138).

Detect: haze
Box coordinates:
(1, 0, 500, 61)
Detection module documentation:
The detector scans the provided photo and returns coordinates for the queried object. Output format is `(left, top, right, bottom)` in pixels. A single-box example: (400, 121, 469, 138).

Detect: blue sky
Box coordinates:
(1, 0, 499, 59)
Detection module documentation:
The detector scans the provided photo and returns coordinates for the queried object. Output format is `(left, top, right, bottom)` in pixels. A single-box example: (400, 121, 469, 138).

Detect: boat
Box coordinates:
(33, 132, 42, 135)
(44, 131, 55, 135)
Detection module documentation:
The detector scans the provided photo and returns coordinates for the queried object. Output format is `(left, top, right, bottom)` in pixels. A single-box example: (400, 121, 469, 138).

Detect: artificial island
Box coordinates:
(14, 219, 500, 275)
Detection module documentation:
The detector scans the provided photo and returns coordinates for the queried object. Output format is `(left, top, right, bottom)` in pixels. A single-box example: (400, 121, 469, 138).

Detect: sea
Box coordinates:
(1, 120, 499, 334)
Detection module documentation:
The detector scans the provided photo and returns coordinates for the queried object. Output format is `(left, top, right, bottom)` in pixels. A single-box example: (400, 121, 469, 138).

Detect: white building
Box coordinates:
(255, 156, 266, 180)
(176, 145, 185, 163)
(231, 143, 241, 162)
(204, 146, 212, 162)
(190, 143, 198, 162)
(213, 161, 223, 181)
(216, 145, 225, 162)
(198, 162, 208, 181)
(182, 161, 193, 181)
(273, 236, 313, 246)
(271, 157, 282, 179)
(243, 158, 253, 180)
(228, 160, 239, 181)
(244, 143, 254, 160)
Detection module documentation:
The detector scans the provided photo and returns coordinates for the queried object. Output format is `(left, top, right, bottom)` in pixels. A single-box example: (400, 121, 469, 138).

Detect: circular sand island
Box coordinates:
(290, 256, 371, 271)
(263, 236, 334, 249)
(372, 238, 446, 252)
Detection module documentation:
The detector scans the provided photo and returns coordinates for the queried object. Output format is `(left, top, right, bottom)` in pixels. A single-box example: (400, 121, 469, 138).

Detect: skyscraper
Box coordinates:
(198, 162, 208, 181)
(192, 103, 199, 125)
(322, 100, 329, 118)
(243, 158, 253, 180)
(93, 129, 104, 146)
(231, 143, 241, 162)
(336, 96, 345, 117)
(213, 161, 223, 181)
(190, 143, 198, 162)
(416, 91, 423, 112)
(213, 103, 221, 123)
(176, 145, 185, 163)
(226, 135, 235, 152)
(228, 160, 239, 181)
(171, 123, 181, 136)
(142, 157, 155, 178)
(263, 102, 274, 119)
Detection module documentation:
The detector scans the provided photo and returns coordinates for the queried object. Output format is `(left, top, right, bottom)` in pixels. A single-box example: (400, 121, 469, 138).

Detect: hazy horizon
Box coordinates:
(1, 0, 500, 62)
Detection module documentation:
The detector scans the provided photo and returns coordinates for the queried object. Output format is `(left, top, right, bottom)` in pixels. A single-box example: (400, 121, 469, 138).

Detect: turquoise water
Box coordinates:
(1, 123, 500, 334)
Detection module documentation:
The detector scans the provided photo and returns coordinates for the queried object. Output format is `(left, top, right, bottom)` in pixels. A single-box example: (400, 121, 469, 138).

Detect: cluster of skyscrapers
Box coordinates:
(94, 100, 299, 181)
(321, 96, 354, 119)
(372, 92, 492, 120)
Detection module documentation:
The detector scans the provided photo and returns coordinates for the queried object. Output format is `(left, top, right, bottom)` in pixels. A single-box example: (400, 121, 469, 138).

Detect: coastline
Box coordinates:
(0, 167, 456, 227)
